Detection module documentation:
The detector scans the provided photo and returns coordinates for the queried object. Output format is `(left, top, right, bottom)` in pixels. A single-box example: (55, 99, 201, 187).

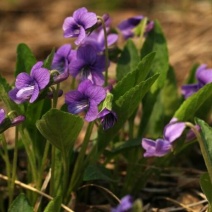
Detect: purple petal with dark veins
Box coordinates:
(31, 64, 50, 89)
(15, 73, 33, 89)
(63, 17, 79, 38)
(85, 100, 98, 122)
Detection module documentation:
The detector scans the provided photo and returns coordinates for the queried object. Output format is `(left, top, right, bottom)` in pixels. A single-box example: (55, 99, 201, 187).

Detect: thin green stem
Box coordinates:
(49, 83, 60, 196)
(19, 128, 37, 184)
(71, 78, 76, 90)
(97, 16, 109, 86)
(0, 134, 11, 204)
(68, 122, 94, 194)
(53, 83, 60, 109)
(49, 145, 55, 196)
(186, 122, 212, 183)
(38, 141, 50, 188)
(9, 126, 19, 204)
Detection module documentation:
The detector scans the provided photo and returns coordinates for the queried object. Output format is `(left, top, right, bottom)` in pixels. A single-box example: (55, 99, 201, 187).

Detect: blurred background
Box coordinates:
(0, 0, 211, 85)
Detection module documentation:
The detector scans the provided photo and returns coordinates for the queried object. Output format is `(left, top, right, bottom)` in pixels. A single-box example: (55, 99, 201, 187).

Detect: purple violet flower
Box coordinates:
(142, 138, 172, 157)
(65, 80, 106, 122)
(118, 16, 154, 39)
(111, 195, 133, 212)
(97, 108, 117, 130)
(9, 61, 50, 104)
(63, 7, 97, 45)
(142, 118, 186, 157)
(83, 29, 118, 52)
(51, 44, 72, 83)
(83, 14, 118, 52)
(181, 64, 212, 98)
(69, 43, 106, 86)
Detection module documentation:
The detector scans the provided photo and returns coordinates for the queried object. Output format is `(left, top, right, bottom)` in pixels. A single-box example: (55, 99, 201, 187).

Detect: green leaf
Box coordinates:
(146, 66, 180, 137)
(25, 99, 51, 160)
(200, 173, 212, 208)
(104, 138, 141, 159)
(83, 164, 115, 182)
(97, 74, 159, 153)
(141, 20, 169, 92)
(116, 39, 139, 81)
(43, 48, 55, 69)
(15, 43, 37, 76)
(44, 196, 62, 212)
(161, 65, 180, 117)
(8, 193, 33, 212)
(195, 118, 212, 183)
(174, 83, 212, 121)
(113, 52, 155, 100)
(36, 109, 83, 156)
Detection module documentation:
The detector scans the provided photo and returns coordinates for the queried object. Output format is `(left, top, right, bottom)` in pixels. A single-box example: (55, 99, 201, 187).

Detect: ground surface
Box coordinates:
(0, 0, 211, 85)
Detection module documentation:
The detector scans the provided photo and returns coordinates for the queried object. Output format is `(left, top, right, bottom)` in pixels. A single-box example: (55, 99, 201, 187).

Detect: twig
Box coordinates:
(34, 168, 52, 212)
(157, 196, 196, 212)
(78, 183, 120, 204)
(0, 173, 74, 212)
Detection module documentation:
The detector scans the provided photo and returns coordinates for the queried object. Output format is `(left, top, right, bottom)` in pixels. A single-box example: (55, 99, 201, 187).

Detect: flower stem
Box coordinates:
(19, 128, 38, 185)
(97, 16, 109, 86)
(9, 126, 19, 204)
(68, 122, 94, 194)
(0, 134, 12, 205)
(53, 83, 60, 108)
(38, 141, 50, 188)
(186, 122, 212, 183)
(49, 83, 60, 196)
(49, 144, 56, 196)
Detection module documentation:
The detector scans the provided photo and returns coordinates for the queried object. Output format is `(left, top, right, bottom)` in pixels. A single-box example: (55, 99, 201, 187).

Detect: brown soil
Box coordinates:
(0, 0, 211, 85)
(0, 0, 211, 211)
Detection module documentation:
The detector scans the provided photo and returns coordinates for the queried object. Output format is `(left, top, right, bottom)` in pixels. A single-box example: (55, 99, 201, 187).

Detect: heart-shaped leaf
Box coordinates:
(36, 109, 83, 156)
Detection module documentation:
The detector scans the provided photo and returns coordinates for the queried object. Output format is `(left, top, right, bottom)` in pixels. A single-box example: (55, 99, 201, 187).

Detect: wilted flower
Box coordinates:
(65, 80, 106, 122)
(142, 118, 186, 157)
(69, 43, 106, 85)
(111, 195, 133, 212)
(51, 44, 72, 83)
(9, 62, 50, 104)
(181, 64, 212, 98)
(97, 108, 117, 130)
(63, 7, 97, 45)
(118, 16, 154, 39)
